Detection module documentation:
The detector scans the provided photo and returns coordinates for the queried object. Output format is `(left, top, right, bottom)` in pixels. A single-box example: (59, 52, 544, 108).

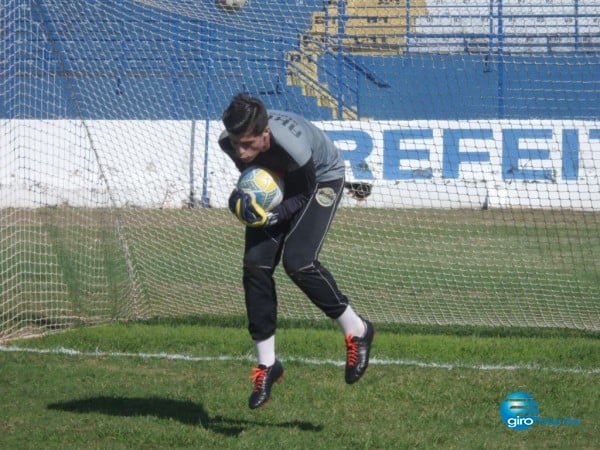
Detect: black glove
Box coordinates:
(228, 189, 279, 227)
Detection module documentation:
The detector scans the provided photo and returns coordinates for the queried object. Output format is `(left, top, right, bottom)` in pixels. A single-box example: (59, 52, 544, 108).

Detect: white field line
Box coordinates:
(1, 345, 598, 375)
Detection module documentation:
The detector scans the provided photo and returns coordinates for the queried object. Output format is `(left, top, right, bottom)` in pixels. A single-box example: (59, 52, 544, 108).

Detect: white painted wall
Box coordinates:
(1, 119, 598, 210)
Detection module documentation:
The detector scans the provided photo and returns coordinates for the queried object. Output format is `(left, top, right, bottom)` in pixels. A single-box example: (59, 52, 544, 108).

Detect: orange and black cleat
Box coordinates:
(344, 320, 374, 384)
(248, 359, 284, 409)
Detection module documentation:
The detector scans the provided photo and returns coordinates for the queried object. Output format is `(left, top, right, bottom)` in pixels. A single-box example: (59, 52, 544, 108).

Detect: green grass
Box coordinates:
(1, 319, 598, 449)
(1, 208, 598, 447)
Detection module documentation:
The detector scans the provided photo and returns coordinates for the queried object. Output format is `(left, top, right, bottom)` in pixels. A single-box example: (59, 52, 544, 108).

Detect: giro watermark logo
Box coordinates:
(499, 392, 581, 430)
(500, 392, 539, 430)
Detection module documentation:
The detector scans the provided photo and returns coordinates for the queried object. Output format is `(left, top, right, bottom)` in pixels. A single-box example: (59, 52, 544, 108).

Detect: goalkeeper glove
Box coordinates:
(228, 189, 279, 228)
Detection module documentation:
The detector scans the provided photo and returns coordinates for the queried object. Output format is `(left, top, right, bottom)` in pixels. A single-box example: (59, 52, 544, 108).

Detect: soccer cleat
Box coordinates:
(248, 359, 284, 409)
(345, 320, 375, 384)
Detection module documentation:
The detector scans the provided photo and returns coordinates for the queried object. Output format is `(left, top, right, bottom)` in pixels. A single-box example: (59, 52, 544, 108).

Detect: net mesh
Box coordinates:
(1, 0, 599, 340)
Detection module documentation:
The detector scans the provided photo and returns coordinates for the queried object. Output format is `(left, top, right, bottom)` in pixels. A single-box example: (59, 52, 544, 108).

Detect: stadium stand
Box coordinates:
(2, 0, 599, 120)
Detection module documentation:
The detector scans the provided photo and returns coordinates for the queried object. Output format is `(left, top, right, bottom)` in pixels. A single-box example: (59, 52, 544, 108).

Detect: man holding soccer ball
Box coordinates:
(219, 93, 374, 409)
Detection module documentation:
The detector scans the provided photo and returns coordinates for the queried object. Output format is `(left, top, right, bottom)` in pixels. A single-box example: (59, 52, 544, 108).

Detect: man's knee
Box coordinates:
(282, 253, 312, 278)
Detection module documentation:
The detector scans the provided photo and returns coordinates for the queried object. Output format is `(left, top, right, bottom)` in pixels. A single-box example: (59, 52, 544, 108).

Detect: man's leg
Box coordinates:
(282, 179, 374, 383)
(243, 226, 286, 408)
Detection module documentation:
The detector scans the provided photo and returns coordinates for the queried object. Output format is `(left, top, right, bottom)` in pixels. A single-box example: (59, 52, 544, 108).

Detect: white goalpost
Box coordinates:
(1, 0, 599, 340)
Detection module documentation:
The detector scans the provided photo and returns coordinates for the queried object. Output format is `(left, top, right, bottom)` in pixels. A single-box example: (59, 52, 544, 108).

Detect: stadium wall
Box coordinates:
(2, 1, 598, 209)
(2, 54, 598, 120)
(2, 119, 598, 210)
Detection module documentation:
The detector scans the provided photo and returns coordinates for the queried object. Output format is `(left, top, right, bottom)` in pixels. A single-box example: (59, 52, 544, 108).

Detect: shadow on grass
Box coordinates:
(48, 396, 323, 437)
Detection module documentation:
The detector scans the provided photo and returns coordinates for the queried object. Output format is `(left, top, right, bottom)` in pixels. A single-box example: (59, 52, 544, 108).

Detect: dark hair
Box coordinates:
(222, 93, 268, 136)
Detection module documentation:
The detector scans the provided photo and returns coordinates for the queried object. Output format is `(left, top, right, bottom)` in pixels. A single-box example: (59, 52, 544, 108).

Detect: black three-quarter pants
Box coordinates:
(242, 178, 349, 341)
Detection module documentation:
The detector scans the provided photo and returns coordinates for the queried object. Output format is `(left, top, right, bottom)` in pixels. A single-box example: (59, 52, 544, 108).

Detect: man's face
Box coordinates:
(228, 127, 270, 164)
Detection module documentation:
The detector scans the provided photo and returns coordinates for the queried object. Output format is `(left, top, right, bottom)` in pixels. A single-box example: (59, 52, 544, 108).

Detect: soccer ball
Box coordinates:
(216, 0, 247, 12)
(237, 166, 284, 211)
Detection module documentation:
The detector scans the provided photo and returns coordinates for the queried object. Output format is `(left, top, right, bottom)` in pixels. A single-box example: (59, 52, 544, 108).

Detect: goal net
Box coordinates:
(1, 0, 599, 340)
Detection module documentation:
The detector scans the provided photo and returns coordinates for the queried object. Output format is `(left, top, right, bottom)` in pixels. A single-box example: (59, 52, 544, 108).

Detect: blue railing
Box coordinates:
(308, 0, 600, 119)
(323, 0, 600, 54)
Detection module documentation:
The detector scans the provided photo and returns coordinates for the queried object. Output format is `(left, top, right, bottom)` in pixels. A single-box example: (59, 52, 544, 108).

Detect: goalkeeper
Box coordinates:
(219, 93, 374, 409)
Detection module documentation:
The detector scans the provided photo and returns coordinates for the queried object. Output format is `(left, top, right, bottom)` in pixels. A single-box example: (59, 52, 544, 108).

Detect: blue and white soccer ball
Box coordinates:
(237, 166, 284, 211)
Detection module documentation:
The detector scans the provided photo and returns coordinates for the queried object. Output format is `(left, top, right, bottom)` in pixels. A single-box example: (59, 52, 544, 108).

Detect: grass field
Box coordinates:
(1, 208, 598, 447)
(1, 318, 598, 449)
(2, 207, 599, 338)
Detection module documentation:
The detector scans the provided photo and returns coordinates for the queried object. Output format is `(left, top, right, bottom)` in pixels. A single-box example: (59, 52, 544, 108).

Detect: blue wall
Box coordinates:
(352, 53, 600, 119)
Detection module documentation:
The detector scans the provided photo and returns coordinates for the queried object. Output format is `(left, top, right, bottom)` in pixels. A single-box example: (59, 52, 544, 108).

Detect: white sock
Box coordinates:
(336, 305, 366, 337)
(255, 335, 276, 367)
